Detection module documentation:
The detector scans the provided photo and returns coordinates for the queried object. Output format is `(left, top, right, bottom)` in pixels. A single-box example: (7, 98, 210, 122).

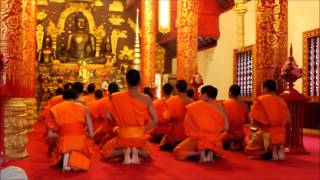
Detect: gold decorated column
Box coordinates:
(141, 1, 156, 88)
(176, 0, 199, 81)
(255, 0, 288, 96)
(234, 0, 247, 50)
(0, 0, 37, 160)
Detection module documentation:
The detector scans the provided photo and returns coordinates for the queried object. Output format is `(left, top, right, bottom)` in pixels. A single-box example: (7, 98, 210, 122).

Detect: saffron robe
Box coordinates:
(221, 99, 248, 142)
(160, 95, 192, 147)
(93, 97, 115, 144)
(101, 91, 151, 159)
(249, 94, 289, 145)
(173, 100, 225, 160)
(151, 99, 169, 136)
(47, 101, 91, 170)
(41, 95, 63, 122)
(82, 94, 95, 104)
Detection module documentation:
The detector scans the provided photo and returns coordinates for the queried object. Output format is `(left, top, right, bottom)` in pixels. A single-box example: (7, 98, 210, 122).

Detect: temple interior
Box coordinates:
(0, 0, 319, 179)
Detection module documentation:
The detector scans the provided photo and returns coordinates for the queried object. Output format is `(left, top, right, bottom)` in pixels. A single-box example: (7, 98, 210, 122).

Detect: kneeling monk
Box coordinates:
(246, 79, 290, 160)
(101, 69, 158, 164)
(221, 84, 248, 150)
(174, 85, 229, 163)
(47, 88, 94, 171)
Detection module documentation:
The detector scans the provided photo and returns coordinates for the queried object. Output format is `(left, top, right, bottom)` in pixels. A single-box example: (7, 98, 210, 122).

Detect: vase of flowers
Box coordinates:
(280, 45, 303, 89)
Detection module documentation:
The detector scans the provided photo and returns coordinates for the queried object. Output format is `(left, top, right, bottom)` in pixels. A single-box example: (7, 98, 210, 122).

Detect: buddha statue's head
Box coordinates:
(44, 36, 52, 47)
(75, 13, 87, 30)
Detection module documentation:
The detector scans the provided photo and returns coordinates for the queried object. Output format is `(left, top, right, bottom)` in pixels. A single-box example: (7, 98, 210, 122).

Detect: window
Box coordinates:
(233, 45, 254, 100)
(303, 28, 320, 101)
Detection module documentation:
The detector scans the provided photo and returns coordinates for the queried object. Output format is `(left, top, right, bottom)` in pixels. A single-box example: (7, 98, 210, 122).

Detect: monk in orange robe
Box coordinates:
(82, 83, 96, 104)
(160, 80, 193, 150)
(150, 83, 173, 143)
(221, 84, 248, 150)
(174, 85, 229, 163)
(93, 83, 119, 144)
(246, 79, 290, 160)
(87, 89, 104, 130)
(46, 88, 94, 171)
(101, 69, 158, 164)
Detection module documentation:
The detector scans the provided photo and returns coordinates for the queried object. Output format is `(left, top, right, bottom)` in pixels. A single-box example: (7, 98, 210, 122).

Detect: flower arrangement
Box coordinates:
(280, 45, 303, 83)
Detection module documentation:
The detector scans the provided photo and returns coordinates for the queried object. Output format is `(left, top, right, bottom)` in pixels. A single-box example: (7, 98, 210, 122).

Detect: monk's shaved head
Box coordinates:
(176, 80, 187, 93)
(126, 69, 140, 87)
(263, 79, 276, 92)
(229, 84, 241, 97)
(201, 85, 218, 99)
(162, 83, 173, 95)
(63, 88, 78, 100)
(108, 82, 119, 95)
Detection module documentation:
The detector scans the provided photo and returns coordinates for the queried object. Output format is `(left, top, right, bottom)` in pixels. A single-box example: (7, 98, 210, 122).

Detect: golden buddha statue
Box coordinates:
(78, 60, 91, 83)
(64, 13, 105, 64)
(37, 36, 56, 64)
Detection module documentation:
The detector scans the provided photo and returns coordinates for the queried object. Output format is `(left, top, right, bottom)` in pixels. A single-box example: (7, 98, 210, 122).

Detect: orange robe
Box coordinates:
(87, 100, 101, 130)
(47, 101, 91, 170)
(41, 95, 63, 122)
(82, 94, 95, 104)
(93, 97, 115, 144)
(221, 99, 248, 142)
(249, 94, 289, 145)
(173, 100, 225, 160)
(160, 95, 191, 147)
(101, 91, 151, 159)
(151, 99, 169, 136)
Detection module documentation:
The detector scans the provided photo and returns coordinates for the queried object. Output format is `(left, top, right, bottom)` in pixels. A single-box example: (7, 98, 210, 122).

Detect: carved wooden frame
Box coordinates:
(233, 45, 255, 101)
(302, 28, 320, 102)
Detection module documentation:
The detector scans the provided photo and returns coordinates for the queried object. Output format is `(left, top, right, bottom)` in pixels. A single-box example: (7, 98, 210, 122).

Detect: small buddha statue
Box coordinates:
(37, 36, 56, 64)
(64, 13, 105, 64)
(78, 60, 91, 83)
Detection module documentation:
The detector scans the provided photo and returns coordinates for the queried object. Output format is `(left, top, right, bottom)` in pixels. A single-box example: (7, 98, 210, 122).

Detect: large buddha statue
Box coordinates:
(63, 13, 105, 64)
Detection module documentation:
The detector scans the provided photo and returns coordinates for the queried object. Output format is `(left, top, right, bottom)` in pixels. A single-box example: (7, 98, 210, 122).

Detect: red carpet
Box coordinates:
(9, 123, 320, 180)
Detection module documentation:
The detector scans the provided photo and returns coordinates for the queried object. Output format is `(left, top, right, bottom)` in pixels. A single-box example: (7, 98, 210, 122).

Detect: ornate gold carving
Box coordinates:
(255, 0, 288, 96)
(36, 25, 45, 51)
(108, 14, 125, 26)
(111, 29, 128, 54)
(49, 0, 65, 3)
(37, 11, 48, 20)
(47, 20, 59, 50)
(155, 43, 165, 74)
(57, 6, 96, 34)
(109, 1, 124, 12)
(141, 1, 157, 87)
(132, 9, 141, 71)
(118, 46, 134, 61)
(94, 0, 104, 7)
(38, 0, 49, 6)
(128, 17, 137, 31)
(4, 98, 29, 160)
(302, 28, 320, 101)
(176, 0, 199, 81)
(234, 0, 247, 50)
(23, 98, 37, 131)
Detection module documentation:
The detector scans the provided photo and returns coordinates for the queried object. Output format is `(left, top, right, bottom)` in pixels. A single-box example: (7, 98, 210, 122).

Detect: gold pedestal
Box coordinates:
(24, 98, 37, 132)
(4, 98, 29, 160)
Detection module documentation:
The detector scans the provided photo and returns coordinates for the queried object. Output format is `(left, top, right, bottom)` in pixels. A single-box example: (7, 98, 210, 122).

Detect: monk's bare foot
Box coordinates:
(199, 151, 206, 163)
(272, 146, 279, 161)
(131, 147, 141, 164)
(208, 151, 215, 163)
(122, 147, 132, 164)
(278, 145, 285, 160)
(63, 153, 72, 171)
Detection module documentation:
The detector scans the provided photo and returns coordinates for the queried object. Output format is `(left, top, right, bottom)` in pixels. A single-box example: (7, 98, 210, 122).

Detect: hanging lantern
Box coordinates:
(158, 0, 170, 34)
